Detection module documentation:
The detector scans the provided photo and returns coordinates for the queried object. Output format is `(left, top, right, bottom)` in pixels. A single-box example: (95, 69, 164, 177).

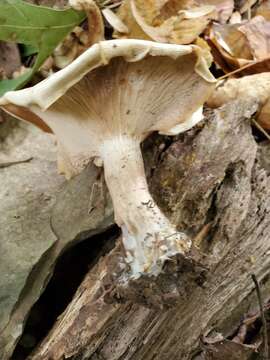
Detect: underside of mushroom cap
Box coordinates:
(0, 39, 216, 177)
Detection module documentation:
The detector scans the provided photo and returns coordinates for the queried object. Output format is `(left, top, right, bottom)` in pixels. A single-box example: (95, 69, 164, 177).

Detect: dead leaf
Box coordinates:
(202, 339, 257, 360)
(256, 0, 270, 21)
(218, 56, 270, 79)
(208, 22, 252, 72)
(208, 15, 270, 73)
(114, 0, 217, 44)
(53, 27, 85, 69)
(239, 15, 270, 60)
(112, 0, 147, 39)
(53, 1, 104, 69)
(69, 0, 104, 45)
(199, 301, 270, 360)
(85, 0, 105, 45)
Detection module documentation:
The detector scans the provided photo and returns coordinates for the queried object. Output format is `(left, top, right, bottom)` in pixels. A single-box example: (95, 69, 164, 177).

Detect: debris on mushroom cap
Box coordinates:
(207, 72, 270, 129)
(0, 39, 215, 177)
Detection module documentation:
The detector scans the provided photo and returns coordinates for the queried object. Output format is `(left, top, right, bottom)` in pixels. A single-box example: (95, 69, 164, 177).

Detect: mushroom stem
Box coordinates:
(100, 136, 191, 278)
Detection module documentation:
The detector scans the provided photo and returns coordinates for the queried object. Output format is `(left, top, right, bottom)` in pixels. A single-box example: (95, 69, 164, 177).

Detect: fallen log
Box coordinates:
(30, 100, 270, 359)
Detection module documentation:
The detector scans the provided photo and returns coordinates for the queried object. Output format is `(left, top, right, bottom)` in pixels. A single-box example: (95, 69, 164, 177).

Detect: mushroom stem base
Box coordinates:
(105, 244, 208, 308)
(101, 136, 191, 278)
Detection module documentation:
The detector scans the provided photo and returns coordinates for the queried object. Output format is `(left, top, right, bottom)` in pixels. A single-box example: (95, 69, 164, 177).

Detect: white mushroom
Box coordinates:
(0, 39, 216, 279)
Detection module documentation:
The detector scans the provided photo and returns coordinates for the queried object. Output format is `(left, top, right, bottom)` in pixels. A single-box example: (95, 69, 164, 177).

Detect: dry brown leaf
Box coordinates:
(132, 1, 215, 44)
(208, 15, 270, 73)
(208, 23, 253, 72)
(53, 27, 90, 69)
(239, 15, 270, 59)
(202, 339, 257, 360)
(114, 0, 219, 44)
(220, 56, 270, 78)
(53, 1, 104, 70)
(256, 0, 270, 21)
(70, 0, 104, 44)
(114, 0, 149, 39)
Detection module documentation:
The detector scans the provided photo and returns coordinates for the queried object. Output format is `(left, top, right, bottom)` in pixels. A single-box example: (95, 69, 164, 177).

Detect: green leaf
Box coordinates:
(20, 44, 38, 57)
(0, 0, 86, 96)
(0, 71, 32, 95)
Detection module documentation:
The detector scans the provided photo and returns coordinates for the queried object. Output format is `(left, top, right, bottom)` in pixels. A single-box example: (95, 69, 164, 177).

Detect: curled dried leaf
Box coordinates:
(209, 22, 252, 72)
(114, 0, 218, 44)
(209, 16, 270, 73)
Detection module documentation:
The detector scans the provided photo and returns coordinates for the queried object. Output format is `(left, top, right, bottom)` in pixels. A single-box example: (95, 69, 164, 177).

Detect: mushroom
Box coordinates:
(0, 39, 216, 280)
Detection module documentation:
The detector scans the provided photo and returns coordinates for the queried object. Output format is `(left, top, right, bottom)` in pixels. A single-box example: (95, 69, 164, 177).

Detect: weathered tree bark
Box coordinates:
(30, 101, 270, 360)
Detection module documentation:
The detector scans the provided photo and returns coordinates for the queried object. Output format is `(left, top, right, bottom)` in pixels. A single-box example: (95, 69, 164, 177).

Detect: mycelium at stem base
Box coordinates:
(100, 136, 191, 279)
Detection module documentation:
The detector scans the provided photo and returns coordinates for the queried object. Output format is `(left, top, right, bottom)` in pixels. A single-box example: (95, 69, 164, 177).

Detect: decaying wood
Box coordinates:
(31, 100, 270, 360)
(0, 119, 114, 360)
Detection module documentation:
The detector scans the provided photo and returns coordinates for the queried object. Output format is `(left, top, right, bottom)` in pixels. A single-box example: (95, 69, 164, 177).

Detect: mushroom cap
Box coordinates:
(0, 39, 216, 177)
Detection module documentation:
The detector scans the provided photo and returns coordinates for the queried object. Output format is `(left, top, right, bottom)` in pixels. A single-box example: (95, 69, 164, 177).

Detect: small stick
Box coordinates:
(251, 118, 270, 142)
(251, 274, 269, 360)
(0, 157, 33, 168)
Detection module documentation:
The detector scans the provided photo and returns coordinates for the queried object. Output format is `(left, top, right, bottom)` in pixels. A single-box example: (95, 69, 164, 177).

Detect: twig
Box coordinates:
(251, 118, 270, 142)
(251, 274, 269, 360)
(0, 157, 33, 168)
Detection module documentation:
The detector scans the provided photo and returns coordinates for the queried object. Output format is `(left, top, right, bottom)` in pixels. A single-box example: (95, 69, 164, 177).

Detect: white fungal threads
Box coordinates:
(100, 136, 190, 277)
